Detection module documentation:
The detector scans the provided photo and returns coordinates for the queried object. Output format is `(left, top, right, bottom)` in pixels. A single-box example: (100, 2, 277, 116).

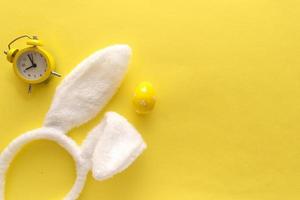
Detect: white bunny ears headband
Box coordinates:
(0, 45, 147, 200)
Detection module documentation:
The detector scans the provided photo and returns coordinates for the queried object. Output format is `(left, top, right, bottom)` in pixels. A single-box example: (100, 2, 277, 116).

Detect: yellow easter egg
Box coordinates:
(133, 82, 156, 114)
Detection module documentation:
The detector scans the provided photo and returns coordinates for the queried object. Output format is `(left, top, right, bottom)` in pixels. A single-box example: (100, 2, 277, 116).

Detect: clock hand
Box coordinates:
(30, 54, 36, 66)
(27, 54, 34, 65)
(27, 54, 37, 67)
(25, 65, 34, 70)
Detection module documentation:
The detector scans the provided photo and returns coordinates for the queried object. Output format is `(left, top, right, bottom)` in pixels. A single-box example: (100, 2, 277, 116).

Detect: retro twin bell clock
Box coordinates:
(4, 35, 61, 92)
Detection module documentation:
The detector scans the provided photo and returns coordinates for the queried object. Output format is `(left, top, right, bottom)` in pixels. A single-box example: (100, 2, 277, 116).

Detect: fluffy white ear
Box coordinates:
(44, 45, 131, 132)
(82, 112, 146, 181)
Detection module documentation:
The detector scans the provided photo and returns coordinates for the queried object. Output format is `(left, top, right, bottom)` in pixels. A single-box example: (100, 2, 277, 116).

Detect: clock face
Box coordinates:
(16, 51, 48, 81)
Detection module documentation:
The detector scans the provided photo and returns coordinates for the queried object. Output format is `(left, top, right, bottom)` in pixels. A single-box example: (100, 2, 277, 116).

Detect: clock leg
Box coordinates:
(28, 84, 32, 93)
(51, 71, 62, 77)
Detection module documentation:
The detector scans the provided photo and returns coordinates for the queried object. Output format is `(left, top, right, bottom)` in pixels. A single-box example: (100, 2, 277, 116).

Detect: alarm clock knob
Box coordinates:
(26, 38, 43, 47)
(5, 48, 19, 63)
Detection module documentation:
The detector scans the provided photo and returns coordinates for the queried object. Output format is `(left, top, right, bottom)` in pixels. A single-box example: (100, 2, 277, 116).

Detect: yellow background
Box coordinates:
(0, 0, 300, 199)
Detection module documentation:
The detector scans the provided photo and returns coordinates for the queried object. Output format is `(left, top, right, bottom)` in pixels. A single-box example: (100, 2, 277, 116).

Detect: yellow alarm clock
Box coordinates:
(4, 35, 60, 92)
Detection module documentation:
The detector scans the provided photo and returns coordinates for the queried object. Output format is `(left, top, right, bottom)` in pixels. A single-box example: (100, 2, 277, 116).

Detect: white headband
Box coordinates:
(0, 45, 146, 200)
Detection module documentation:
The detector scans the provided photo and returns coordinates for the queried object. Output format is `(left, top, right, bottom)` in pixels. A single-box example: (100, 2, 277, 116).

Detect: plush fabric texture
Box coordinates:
(0, 45, 146, 200)
(44, 45, 131, 132)
(88, 112, 146, 180)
